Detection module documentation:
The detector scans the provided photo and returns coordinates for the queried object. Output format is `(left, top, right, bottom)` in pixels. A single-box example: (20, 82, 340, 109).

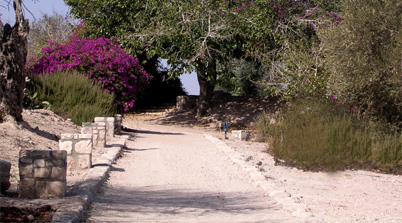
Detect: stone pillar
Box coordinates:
(115, 114, 122, 135)
(0, 159, 11, 194)
(92, 122, 106, 148)
(94, 117, 115, 139)
(81, 122, 93, 135)
(18, 150, 67, 199)
(59, 134, 92, 171)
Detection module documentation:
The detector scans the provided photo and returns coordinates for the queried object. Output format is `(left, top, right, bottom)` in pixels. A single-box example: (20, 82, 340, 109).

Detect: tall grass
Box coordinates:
(31, 71, 116, 125)
(256, 98, 402, 172)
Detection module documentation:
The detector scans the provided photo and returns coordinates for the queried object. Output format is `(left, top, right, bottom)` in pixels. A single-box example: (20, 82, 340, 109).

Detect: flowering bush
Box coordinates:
(28, 34, 150, 111)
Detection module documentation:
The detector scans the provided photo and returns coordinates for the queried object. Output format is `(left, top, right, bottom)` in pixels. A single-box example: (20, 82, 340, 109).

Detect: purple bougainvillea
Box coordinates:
(28, 34, 150, 111)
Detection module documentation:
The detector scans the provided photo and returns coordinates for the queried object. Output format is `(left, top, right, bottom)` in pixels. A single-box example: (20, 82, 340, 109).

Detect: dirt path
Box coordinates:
(85, 115, 402, 223)
(85, 116, 298, 223)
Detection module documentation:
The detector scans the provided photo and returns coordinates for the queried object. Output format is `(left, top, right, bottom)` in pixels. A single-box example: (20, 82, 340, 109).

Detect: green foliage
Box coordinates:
(320, 0, 402, 126)
(256, 98, 402, 172)
(31, 71, 116, 125)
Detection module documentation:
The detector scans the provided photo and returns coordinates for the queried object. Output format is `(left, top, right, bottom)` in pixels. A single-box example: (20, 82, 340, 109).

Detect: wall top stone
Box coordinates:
(94, 117, 115, 122)
(61, 134, 92, 140)
(20, 150, 67, 160)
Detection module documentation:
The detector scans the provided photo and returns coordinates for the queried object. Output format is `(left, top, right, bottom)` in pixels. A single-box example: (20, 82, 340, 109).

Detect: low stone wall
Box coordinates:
(0, 159, 11, 194)
(18, 150, 67, 199)
(95, 117, 115, 139)
(59, 134, 93, 171)
(232, 130, 252, 141)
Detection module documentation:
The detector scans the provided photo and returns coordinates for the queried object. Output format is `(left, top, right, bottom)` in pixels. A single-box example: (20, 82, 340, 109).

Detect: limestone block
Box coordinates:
(34, 159, 45, 168)
(75, 139, 92, 154)
(35, 180, 47, 198)
(0, 159, 11, 193)
(81, 122, 93, 134)
(60, 133, 75, 140)
(46, 181, 66, 198)
(34, 168, 50, 178)
(19, 164, 33, 177)
(59, 141, 73, 154)
(51, 150, 67, 160)
(18, 178, 35, 198)
(46, 159, 65, 167)
(115, 114, 122, 134)
(51, 167, 66, 181)
(77, 154, 91, 169)
(232, 130, 252, 141)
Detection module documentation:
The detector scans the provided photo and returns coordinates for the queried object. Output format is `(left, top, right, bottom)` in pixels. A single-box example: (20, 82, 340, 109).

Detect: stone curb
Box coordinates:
(204, 134, 315, 221)
(51, 135, 129, 223)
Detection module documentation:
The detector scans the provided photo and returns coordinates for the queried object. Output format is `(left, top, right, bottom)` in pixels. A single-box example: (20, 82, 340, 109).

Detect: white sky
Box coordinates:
(0, 0, 199, 95)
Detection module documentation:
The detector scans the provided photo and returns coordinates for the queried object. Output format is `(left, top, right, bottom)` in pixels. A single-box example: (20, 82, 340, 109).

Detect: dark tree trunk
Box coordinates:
(0, 0, 29, 122)
(196, 59, 217, 117)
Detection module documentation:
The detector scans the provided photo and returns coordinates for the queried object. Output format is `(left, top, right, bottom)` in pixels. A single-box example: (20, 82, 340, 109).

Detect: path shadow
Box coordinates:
(18, 121, 59, 142)
(86, 186, 283, 222)
(122, 127, 183, 136)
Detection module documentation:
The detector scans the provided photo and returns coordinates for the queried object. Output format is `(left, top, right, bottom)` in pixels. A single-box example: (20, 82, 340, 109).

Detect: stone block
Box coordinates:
(77, 154, 91, 169)
(34, 159, 46, 168)
(35, 180, 47, 198)
(232, 130, 252, 141)
(51, 167, 66, 181)
(46, 159, 65, 167)
(51, 150, 67, 160)
(46, 181, 66, 198)
(28, 150, 50, 159)
(59, 141, 73, 154)
(0, 159, 11, 193)
(81, 122, 93, 134)
(18, 178, 35, 198)
(75, 139, 92, 154)
(19, 157, 33, 164)
(34, 168, 50, 178)
(19, 164, 33, 177)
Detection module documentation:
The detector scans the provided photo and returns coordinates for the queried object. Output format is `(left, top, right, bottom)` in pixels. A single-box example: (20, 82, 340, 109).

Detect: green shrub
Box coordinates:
(320, 0, 402, 127)
(31, 71, 116, 125)
(256, 98, 401, 172)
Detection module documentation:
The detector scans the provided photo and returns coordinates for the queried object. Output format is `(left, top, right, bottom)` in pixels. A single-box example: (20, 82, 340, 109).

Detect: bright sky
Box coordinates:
(0, 0, 199, 95)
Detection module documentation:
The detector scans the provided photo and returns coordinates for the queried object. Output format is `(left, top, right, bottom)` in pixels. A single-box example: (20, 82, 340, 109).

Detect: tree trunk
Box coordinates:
(0, 0, 29, 122)
(196, 59, 217, 117)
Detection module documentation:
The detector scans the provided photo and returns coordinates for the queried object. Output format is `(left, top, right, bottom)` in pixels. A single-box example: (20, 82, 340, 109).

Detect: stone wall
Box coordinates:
(59, 134, 92, 171)
(18, 150, 67, 199)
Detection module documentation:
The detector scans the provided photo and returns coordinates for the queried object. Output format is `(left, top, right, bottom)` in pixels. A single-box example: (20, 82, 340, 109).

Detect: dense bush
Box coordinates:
(29, 71, 116, 125)
(256, 98, 401, 172)
(320, 0, 402, 127)
(28, 34, 149, 111)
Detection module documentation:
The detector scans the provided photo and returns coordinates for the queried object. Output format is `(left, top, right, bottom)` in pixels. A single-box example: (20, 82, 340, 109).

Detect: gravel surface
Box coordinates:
(85, 116, 298, 223)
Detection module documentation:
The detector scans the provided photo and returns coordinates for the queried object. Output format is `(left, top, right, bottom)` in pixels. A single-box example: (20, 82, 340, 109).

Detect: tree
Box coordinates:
(66, 0, 242, 116)
(66, 0, 341, 115)
(28, 11, 73, 57)
(320, 0, 402, 126)
(0, 0, 29, 122)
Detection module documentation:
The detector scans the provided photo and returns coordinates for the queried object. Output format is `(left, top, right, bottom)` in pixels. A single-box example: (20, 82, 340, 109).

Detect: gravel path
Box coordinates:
(85, 118, 298, 223)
